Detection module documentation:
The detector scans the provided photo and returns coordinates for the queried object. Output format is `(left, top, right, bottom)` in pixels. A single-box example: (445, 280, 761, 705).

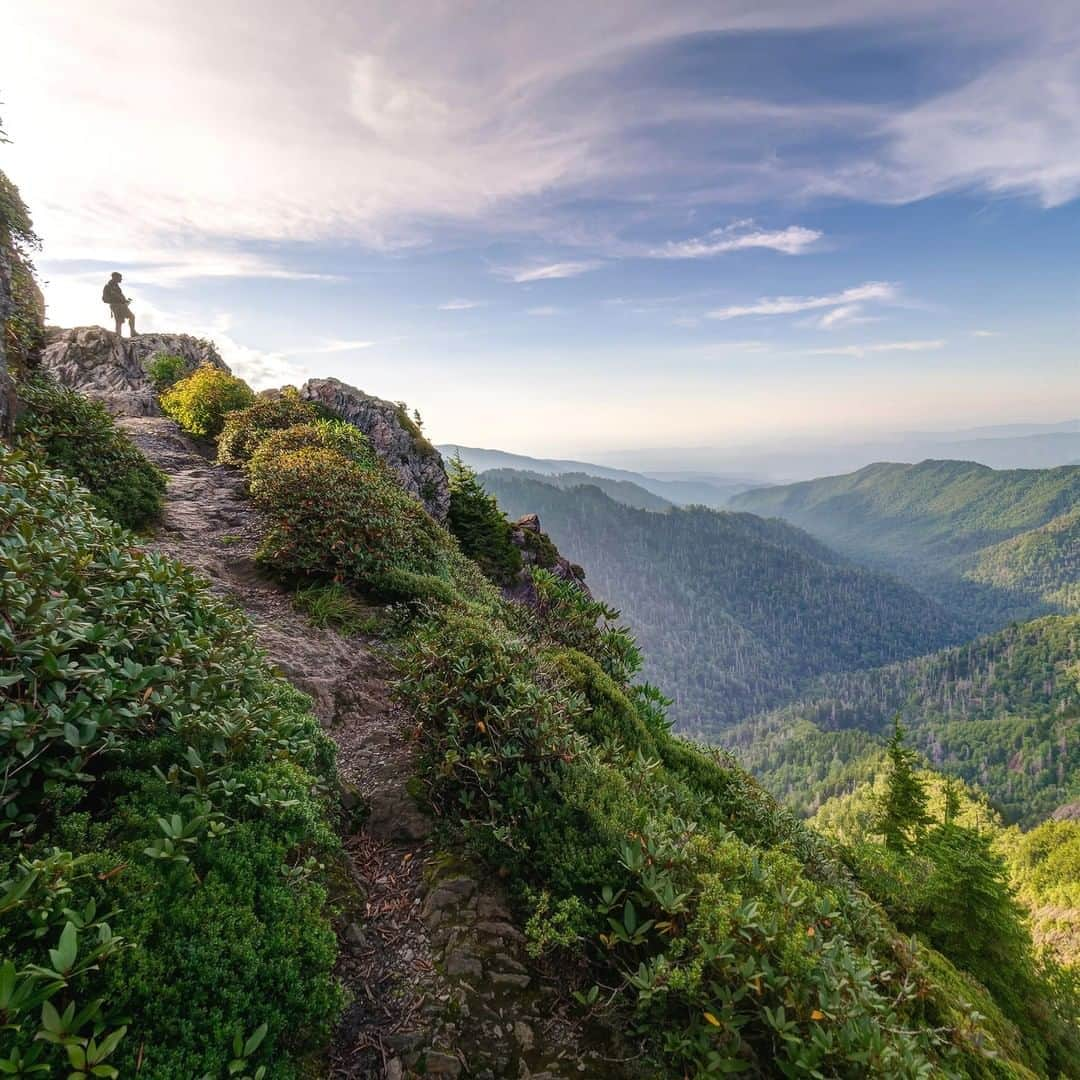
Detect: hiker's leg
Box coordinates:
(128, 314, 136, 337)
(114, 315, 123, 335)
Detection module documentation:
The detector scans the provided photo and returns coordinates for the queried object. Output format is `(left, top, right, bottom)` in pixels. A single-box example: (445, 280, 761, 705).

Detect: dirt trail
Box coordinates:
(120, 417, 618, 1080)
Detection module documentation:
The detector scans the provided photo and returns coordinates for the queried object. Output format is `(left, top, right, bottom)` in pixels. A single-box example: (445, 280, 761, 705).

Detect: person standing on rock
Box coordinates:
(102, 272, 136, 337)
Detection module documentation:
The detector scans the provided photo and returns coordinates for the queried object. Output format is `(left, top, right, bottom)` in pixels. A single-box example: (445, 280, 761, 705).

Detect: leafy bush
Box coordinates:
(143, 352, 190, 392)
(0, 450, 341, 1077)
(15, 375, 165, 528)
(248, 422, 493, 605)
(447, 456, 522, 585)
(160, 364, 255, 438)
(216, 389, 319, 467)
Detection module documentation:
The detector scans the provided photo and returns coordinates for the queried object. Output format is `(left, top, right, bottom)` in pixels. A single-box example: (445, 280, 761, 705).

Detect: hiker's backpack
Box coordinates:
(101, 284, 111, 303)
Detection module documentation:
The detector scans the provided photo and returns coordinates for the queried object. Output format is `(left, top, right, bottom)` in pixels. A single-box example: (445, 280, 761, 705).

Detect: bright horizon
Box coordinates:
(5, 1, 1080, 458)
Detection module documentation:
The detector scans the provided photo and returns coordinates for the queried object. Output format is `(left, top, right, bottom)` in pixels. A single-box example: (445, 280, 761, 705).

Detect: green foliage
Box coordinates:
(14, 376, 165, 529)
(215, 389, 320, 467)
(0, 167, 44, 374)
(725, 615, 1080, 826)
(483, 471, 966, 729)
(248, 422, 493, 606)
(875, 719, 931, 851)
(447, 457, 522, 586)
(393, 596, 1035, 1076)
(0, 450, 341, 1076)
(160, 364, 256, 438)
(143, 352, 190, 392)
(731, 459, 1080, 628)
(292, 582, 375, 636)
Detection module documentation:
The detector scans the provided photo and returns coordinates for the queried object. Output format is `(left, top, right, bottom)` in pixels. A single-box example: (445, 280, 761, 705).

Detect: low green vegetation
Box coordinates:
(723, 615, 1080, 826)
(160, 364, 256, 438)
(14, 375, 165, 529)
(483, 470, 966, 729)
(0, 450, 341, 1077)
(292, 581, 377, 636)
(143, 352, 190, 392)
(447, 457, 523, 586)
(216, 388, 320, 467)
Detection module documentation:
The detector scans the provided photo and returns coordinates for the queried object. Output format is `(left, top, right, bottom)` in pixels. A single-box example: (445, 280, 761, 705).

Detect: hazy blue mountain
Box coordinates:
(480, 467, 672, 511)
(483, 471, 967, 730)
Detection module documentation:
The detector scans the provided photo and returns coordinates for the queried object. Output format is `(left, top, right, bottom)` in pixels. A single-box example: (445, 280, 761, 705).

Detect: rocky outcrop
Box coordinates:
(504, 513, 591, 608)
(0, 239, 44, 438)
(39, 327, 227, 417)
(301, 376, 450, 521)
(0, 241, 14, 437)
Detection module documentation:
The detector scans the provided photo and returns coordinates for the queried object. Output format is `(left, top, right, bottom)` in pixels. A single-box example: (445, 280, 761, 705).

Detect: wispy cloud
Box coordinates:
(439, 298, 483, 310)
(814, 304, 879, 330)
(805, 339, 945, 358)
(651, 222, 822, 259)
(500, 261, 602, 283)
(527, 305, 562, 316)
(972, 329, 1000, 337)
(290, 338, 378, 354)
(707, 282, 898, 321)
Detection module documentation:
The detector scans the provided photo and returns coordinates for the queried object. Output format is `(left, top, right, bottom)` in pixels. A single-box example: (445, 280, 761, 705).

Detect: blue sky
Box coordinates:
(5, 1, 1080, 456)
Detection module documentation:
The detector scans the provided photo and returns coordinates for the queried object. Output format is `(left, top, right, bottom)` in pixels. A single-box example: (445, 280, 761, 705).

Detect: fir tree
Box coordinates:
(875, 716, 931, 851)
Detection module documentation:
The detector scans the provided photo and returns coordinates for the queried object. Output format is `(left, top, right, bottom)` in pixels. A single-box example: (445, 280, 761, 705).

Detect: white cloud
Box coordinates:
(707, 281, 898, 321)
(651, 223, 822, 259)
(289, 339, 378, 354)
(439, 299, 483, 310)
(814, 303, 878, 330)
(805, 339, 945, 358)
(501, 261, 602, 283)
(972, 328, 1000, 337)
(527, 306, 562, 316)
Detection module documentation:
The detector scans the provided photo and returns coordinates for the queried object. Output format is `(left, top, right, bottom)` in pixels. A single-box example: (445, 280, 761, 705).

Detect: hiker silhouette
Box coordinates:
(102, 272, 136, 337)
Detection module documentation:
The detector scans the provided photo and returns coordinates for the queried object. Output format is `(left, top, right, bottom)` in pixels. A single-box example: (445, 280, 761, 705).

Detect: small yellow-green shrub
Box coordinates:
(160, 364, 255, 438)
(216, 389, 320, 466)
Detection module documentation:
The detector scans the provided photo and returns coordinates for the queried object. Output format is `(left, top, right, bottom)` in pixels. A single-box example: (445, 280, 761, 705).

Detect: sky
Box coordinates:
(4, 1, 1080, 458)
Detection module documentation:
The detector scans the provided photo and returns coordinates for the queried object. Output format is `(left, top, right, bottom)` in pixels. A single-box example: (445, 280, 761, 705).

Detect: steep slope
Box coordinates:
(722, 615, 1080, 826)
(483, 471, 967, 730)
(730, 459, 1080, 627)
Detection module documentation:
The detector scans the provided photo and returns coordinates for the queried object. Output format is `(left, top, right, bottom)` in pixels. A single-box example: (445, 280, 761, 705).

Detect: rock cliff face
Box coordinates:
(39, 327, 227, 416)
(504, 512, 591, 607)
(301, 376, 450, 521)
(0, 241, 14, 436)
(0, 240, 44, 437)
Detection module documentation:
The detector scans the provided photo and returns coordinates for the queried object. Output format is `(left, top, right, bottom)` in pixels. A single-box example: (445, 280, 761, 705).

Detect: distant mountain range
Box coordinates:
(482, 470, 967, 729)
(439, 444, 755, 508)
(585, 420, 1080, 482)
(731, 459, 1080, 629)
(719, 614, 1080, 827)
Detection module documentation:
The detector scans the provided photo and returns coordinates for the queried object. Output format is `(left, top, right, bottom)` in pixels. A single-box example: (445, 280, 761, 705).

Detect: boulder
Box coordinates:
(39, 327, 228, 417)
(300, 376, 449, 521)
(504, 512, 590, 608)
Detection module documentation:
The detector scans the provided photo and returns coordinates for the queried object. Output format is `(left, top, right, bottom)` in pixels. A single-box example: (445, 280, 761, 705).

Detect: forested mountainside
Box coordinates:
(481, 466, 673, 510)
(721, 615, 1080, 826)
(730, 459, 1080, 628)
(482, 471, 967, 729)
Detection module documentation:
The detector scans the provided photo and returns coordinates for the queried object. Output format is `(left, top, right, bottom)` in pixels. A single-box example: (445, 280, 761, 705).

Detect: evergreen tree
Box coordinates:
(446, 456, 522, 586)
(942, 775, 961, 825)
(875, 716, 931, 851)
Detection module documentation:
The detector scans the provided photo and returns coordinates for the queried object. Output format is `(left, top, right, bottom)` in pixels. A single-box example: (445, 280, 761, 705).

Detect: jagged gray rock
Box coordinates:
(504, 512, 591, 608)
(39, 327, 227, 416)
(300, 376, 450, 521)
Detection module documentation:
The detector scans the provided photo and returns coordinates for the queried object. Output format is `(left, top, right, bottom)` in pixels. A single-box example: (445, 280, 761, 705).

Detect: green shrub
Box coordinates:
(15, 375, 165, 528)
(160, 364, 255, 438)
(248, 423, 493, 605)
(447, 456, 522, 585)
(0, 449, 341, 1077)
(293, 581, 376, 635)
(143, 352, 190, 392)
(216, 389, 319, 466)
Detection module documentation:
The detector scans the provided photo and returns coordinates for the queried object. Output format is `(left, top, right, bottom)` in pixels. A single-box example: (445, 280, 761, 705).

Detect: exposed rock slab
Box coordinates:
(301, 376, 450, 521)
(41, 327, 227, 417)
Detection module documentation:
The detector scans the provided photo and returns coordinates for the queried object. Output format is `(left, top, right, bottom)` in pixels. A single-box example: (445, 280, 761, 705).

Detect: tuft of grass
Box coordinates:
(293, 582, 379, 636)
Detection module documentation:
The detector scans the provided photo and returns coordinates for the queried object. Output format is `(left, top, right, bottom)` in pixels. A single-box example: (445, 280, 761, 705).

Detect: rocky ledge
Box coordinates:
(302, 376, 450, 521)
(39, 326, 227, 416)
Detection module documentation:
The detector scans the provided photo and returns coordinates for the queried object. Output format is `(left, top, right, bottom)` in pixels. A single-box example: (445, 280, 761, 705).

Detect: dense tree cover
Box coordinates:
(723, 615, 1080, 825)
(482, 466, 674, 511)
(731, 459, 1080, 629)
(0, 450, 340, 1077)
(483, 471, 966, 728)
